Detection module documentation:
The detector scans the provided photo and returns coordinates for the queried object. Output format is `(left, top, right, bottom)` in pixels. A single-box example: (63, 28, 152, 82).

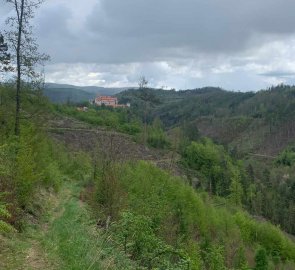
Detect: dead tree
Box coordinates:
(138, 76, 149, 145)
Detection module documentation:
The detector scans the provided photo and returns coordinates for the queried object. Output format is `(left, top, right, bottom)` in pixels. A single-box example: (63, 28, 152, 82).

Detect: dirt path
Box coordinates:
(0, 187, 71, 270)
(24, 240, 55, 270)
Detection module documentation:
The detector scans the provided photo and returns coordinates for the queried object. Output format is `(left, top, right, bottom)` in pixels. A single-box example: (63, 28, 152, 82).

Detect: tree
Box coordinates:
(0, 34, 12, 73)
(138, 76, 149, 145)
(182, 121, 200, 142)
(5, 0, 49, 136)
(138, 75, 148, 89)
(228, 167, 243, 206)
(147, 117, 170, 149)
(254, 248, 268, 270)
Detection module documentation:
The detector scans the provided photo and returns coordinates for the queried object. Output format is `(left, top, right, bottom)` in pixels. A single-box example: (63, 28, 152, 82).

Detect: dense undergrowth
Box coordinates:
(0, 85, 89, 230)
(180, 138, 295, 235)
(89, 159, 295, 269)
(40, 183, 136, 270)
(0, 84, 137, 269)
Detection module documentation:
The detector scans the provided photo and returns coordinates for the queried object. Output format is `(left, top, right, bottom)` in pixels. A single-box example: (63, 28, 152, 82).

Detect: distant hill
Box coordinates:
(118, 85, 295, 156)
(44, 83, 131, 104)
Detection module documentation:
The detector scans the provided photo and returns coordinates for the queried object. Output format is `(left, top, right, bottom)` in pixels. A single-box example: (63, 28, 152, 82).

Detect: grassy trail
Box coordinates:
(0, 182, 134, 270)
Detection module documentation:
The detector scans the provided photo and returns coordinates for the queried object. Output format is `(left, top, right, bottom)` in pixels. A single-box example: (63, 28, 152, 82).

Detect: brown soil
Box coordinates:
(24, 240, 55, 270)
(47, 116, 185, 176)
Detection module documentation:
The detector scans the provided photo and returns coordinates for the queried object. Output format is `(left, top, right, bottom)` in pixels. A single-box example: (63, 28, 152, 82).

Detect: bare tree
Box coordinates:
(138, 75, 148, 89)
(0, 34, 12, 107)
(5, 0, 49, 136)
(138, 76, 149, 145)
(0, 34, 12, 73)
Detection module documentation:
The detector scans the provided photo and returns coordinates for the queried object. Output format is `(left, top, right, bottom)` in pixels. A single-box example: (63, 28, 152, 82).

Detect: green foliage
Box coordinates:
(204, 245, 227, 270)
(119, 87, 255, 127)
(276, 147, 295, 166)
(53, 104, 142, 135)
(234, 211, 295, 261)
(15, 125, 41, 207)
(1, 82, 295, 269)
(43, 87, 94, 104)
(254, 248, 268, 270)
(182, 121, 200, 142)
(147, 118, 170, 149)
(120, 85, 295, 133)
(94, 162, 125, 219)
(0, 194, 15, 233)
(113, 211, 189, 269)
(93, 161, 295, 269)
(228, 166, 243, 206)
(0, 85, 83, 229)
(41, 185, 136, 270)
(243, 157, 295, 235)
(183, 138, 244, 198)
(119, 85, 295, 235)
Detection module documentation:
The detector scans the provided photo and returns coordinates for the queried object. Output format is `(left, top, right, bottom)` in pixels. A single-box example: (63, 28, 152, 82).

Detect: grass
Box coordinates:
(0, 182, 136, 270)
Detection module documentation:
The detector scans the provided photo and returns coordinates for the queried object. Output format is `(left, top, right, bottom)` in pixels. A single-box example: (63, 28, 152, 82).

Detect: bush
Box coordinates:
(276, 147, 295, 166)
(147, 118, 170, 149)
(0, 194, 15, 233)
(255, 248, 268, 270)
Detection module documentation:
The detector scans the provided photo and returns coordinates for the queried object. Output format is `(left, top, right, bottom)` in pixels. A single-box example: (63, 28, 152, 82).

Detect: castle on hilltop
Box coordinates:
(92, 96, 130, 108)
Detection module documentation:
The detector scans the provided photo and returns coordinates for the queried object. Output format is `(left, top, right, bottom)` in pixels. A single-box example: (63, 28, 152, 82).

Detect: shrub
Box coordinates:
(276, 147, 295, 166)
(0, 194, 15, 233)
(147, 118, 170, 149)
(255, 248, 268, 270)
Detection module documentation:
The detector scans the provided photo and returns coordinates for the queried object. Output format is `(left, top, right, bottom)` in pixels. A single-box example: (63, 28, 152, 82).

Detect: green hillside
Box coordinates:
(43, 87, 94, 104)
(1, 84, 295, 269)
(44, 83, 130, 104)
(116, 84, 295, 236)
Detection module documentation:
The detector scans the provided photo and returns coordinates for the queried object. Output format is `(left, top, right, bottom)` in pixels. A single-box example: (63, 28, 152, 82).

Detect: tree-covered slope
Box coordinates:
(43, 87, 94, 104)
(88, 160, 295, 269)
(118, 85, 295, 155)
(44, 83, 129, 104)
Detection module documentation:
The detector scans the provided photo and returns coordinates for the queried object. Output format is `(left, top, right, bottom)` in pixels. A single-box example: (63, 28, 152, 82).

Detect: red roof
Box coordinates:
(95, 96, 117, 101)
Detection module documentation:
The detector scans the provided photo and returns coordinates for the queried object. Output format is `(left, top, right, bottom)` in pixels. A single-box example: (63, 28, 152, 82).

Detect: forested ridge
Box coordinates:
(117, 84, 295, 236)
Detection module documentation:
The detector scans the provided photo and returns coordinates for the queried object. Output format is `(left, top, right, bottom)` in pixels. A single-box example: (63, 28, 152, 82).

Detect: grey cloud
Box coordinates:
(27, 0, 295, 90)
(34, 0, 295, 64)
(259, 71, 295, 78)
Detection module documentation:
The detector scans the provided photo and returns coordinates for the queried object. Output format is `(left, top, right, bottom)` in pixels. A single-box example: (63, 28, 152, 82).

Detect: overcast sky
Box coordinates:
(2, 0, 295, 91)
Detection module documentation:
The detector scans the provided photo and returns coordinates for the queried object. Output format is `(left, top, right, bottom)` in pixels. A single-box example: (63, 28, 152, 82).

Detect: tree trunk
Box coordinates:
(15, 0, 25, 136)
(144, 101, 147, 145)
